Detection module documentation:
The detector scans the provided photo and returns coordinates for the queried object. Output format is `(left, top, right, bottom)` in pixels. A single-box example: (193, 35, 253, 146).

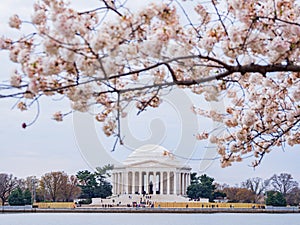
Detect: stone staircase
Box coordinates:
(91, 194, 190, 207)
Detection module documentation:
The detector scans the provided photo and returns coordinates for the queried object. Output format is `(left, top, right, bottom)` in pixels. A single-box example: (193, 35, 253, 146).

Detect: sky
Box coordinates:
(0, 0, 299, 186)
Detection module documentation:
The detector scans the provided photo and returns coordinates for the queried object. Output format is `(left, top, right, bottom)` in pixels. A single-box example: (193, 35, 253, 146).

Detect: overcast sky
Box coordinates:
(0, 0, 299, 186)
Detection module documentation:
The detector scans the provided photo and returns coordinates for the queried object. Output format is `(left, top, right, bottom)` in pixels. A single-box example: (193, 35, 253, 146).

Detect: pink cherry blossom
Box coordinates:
(8, 14, 22, 29)
(17, 102, 27, 111)
(53, 111, 63, 121)
(10, 70, 22, 87)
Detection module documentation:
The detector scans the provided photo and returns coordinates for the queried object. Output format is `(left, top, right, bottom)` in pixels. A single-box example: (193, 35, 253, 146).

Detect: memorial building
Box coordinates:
(111, 144, 192, 196)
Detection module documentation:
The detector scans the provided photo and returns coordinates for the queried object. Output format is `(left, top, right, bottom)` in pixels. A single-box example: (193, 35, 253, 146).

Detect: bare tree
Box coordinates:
(214, 183, 230, 191)
(15, 178, 26, 191)
(285, 187, 300, 206)
(269, 173, 299, 196)
(0, 173, 18, 206)
(61, 175, 81, 202)
(242, 177, 269, 203)
(242, 177, 269, 195)
(223, 187, 256, 203)
(40, 171, 68, 202)
(40, 172, 81, 202)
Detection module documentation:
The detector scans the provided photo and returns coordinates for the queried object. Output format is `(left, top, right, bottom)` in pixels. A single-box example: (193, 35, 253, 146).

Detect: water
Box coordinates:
(0, 213, 299, 225)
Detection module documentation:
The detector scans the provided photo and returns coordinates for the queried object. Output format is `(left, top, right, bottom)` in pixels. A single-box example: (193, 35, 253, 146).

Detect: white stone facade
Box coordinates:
(111, 145, 191, 196)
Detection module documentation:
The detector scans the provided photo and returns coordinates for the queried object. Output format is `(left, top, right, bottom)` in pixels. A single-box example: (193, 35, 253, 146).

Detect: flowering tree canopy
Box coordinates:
(0, 0, 299, 167)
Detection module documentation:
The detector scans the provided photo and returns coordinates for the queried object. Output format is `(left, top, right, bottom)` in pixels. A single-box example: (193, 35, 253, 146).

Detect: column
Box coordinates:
(178, 172, 181, 195)
(184, 173, 187, 195)
(115, 173, 118, 194)
(132, 171, 135, 194)
(114, 172, 117, 195)
(139, 172, 142, 194)
(153, 171, 156, 195)
(173, 171, 177, 195)
(167, 171, 170, 195)
(118, 172, 122, 195)
(122, 171, 125, 194)
(145, 171, 149, 194)
(177, 172, 180, 195)
(182, 173, 184, 195)
(128, 172, 132, 194)
(160, 172, 163, 195)
(124, 171, 128, 194)
(112, 173, 115, 194)
(185, 173, 187, 189)
(185, 173, 188, 193)
(120, 172, 123, 195)
(181, 173, 184, 195)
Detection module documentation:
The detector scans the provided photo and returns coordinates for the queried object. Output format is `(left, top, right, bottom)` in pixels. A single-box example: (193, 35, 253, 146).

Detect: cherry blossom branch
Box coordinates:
(2, 0, 300, 167)
(111, 91, 124, 151)
(166, 62, 300, 86)
(101, 0, 123, 17)
(257, 16, 300, 27)
(211, 0, 228, 36)
(2, 60, 300, 99)
(136, 87, 161, 115)
(78, 7, 110, 15)
(174, 0, 201, 38)
(251, 117, 300, 167)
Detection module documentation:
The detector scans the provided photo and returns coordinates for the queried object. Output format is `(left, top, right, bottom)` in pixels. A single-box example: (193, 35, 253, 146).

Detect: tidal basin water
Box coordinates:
(1, 213, 300, 225)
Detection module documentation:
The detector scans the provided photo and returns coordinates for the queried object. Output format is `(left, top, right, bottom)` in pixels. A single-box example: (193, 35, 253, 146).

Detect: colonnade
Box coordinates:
(112, 170, 190, 196)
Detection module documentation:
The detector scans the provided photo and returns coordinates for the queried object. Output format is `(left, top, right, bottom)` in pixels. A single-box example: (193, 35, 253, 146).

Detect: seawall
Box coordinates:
(1, 207, 299, 214)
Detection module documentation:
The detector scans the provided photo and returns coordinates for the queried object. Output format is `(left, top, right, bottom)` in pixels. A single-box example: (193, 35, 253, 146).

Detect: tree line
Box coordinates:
(1, 169, 299, 207)
(0, 165, 113, 206)
(187, 173, 300, 206)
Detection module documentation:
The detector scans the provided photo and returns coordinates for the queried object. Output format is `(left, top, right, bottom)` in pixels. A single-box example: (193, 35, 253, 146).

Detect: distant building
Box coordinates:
(213, 197, 228, 203)
(111, 144, 192, 196)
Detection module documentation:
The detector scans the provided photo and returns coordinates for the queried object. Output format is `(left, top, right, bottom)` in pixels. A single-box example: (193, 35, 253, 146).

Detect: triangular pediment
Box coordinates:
(124, 159, 179, 168)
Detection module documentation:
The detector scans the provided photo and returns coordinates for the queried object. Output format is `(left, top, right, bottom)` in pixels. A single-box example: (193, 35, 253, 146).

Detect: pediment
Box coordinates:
(124, 159, 179, 168)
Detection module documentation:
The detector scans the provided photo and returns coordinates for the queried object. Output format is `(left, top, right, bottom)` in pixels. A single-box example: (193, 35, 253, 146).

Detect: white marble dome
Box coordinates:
(123, 144, 185, 168)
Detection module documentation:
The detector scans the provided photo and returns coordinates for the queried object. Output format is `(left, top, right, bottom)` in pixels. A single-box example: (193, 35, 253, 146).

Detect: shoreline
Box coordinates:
(1, 207, 299, 214)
